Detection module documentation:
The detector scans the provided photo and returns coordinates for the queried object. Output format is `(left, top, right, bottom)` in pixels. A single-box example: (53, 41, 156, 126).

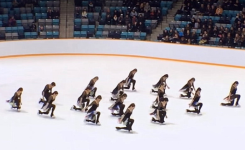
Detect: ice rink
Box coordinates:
(0, 55, 245, 150)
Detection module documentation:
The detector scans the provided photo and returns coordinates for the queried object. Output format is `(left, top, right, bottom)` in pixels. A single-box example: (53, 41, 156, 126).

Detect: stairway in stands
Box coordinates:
(150, 0, 182, 41)
(59, 0, 74, 38)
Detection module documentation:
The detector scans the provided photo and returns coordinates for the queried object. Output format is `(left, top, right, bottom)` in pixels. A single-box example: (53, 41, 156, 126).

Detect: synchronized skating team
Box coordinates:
(6, 68, 241, 132)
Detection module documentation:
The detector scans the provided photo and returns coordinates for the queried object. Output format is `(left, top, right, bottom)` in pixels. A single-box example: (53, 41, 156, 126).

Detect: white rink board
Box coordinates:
(0, 39, 245, 67)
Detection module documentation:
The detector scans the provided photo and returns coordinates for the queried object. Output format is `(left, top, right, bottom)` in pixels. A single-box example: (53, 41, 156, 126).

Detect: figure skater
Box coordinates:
(151, 74, 169, 93)
(124, 69, 137, 91)
(116, 103, 135, 132)
(186, 88, 203, 114)
(180, 78, 196, 98)
(221, 81, 241, 107)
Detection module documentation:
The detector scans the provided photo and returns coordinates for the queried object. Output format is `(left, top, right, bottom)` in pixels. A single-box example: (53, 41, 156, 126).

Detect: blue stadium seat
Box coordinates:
(11, 27, 17, 33)
(41, 7, 47, 13)
(81, 31, 87, 38)
(140, 32, 146, 40)
(88, 25, 95, 32)
(74, 19, 81, 26)
(127, 32, 134, 39)
(52, 19, 59, 25)
(74, 31, 81, 37)
(34, 7, 41, 13)
(95, 31, 102, 38)
(97, 25, 104, 31)
(46, 31, 53, 38)
(81, 25, 88, 31)
(31, 32, 38, 38)
(17, 26, 24, 33)
(41, 13, 47, 19)
(52, 31, 59, 38)
(24, 32, 31, 38)
(0, 21, 2, 27)
(121, 32, 127, 38)
(35, 13, 42, 20)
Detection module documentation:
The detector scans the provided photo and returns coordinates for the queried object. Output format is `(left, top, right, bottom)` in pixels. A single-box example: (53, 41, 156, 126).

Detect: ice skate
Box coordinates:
(51, 114, 55, 118)
(116, 127, 121, 130)
(235, 104, 241, 107)
(151, 117, 156, 122)
(70, 105, 75, 110)
(38, 110, 42, 115)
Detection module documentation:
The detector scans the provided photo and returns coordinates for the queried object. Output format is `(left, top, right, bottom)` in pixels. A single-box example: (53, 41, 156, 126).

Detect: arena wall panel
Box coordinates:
(0, 39, 244, 68)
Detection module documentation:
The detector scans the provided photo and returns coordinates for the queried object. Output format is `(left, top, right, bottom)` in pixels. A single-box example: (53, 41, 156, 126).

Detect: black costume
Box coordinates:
(111, 82, 124, 100)
(152, 88, 165, 109)
(180, 81, 195, 98)
(87, 79, 97, 98)
(72, 91, 90, 111)
(10, 92, 22, 110)
(109, 96, 125, 116)
(116, 109, 134, 131)
(39, 84, 53, 103)
(152, 101, 167, 123)
(187, 94, 202, 114)
(221, 87, 241, 106)
(152, 76, 167, 92)
(85, 101, 100, 124)
(39, 95, 56, 117)
(124, 70, 136, 90)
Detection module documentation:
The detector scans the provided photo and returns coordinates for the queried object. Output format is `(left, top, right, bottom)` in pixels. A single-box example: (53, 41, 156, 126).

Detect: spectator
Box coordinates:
(30, 22, 36, 32)
(132, 22, 138, 32)
(12, 0, 19, 8)
(82, 9, 88, 18)
(233, 0, 242, 10)
(118, 9, 124, 18)
(39, 25, 44, 33)
(138, 21, 145, 32)
(112, 15, 118, 25)
(106, 14, 111, 25)
(88, 1, 94, 12)
(124, 15, 131, 25)
(127, 23, 133, 32)
(180, 37, 187, 44)
(215, 5, 223, 16)
(47, 8, 53, 19)
(18, 0, 25, 7)
(53, 9, 59, 19)
(162, 35, 170, 42)
(144, 3, 150, 12)
(139, 3, 144, 13)
(187, 39, 192, 44)
(162, 30, 169, 37)
(75, 7, 81, 18)
(190, 31, 197, 44)
(130, 9, 138, 17)
(131, 15, 138, 25)
(118, 14, 123, 25)
(8, 16, 16, 26)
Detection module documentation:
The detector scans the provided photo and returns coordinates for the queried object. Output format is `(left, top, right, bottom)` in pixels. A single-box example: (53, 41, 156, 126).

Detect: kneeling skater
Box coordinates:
(116, 103, 135, 132)
(108, 93, 127, 116)
(186, 88, 202, 114)
(8, 87, 23, 111)
(38, 91, 58, 118)
(221, 81, 241, 107)
(111, 80, 126, 101)
(39, 82, 56, 104)
(152, 84, 166, 109)
(86, 76, 99, 98)
(71, 88, 91, 111)
(123, 69, 137, 91)
(84, 95, 102, 125)
(180, 78, 196, 98)
(151, 74, 169, 93)
(151, 98, 168, 124)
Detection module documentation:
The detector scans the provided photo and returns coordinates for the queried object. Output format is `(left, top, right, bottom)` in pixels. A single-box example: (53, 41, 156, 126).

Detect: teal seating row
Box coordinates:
(0, 26, 24, 33)
(39, 31, 59, 38)
(34, 7, 60, 13)
(39, 1, 60, 7)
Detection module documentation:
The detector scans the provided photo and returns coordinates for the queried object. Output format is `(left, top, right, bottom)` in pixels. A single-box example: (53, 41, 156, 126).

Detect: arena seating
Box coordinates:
(73, 0, 176, 40)
(0, 0, 60, 40)
(158, 0, 245, 48)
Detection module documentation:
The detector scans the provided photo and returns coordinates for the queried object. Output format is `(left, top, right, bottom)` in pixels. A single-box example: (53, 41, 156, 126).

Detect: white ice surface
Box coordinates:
(0, 56, 245, 150)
